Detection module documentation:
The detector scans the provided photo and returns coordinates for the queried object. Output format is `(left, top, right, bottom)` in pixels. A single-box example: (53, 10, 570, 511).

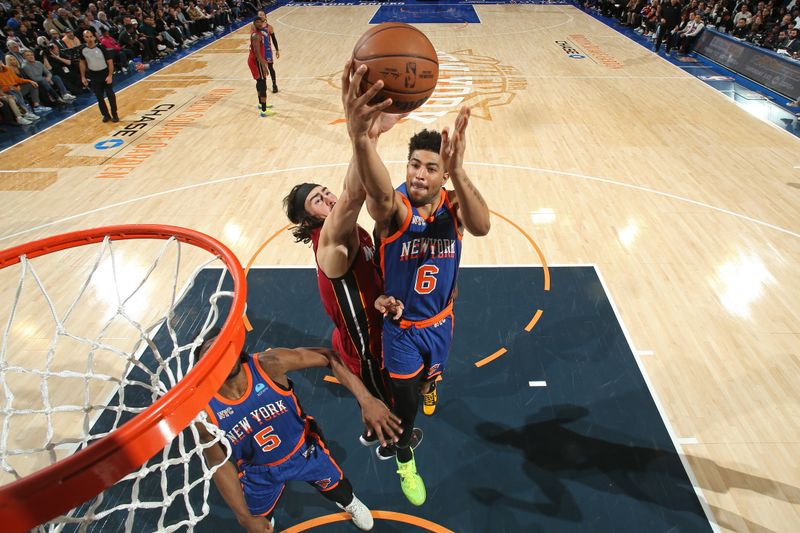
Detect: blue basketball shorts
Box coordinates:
(238, 433, 343, 516)
(382, 312, 454, 381)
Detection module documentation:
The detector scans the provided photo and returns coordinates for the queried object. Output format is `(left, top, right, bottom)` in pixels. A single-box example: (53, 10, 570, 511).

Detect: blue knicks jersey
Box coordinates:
(379, 184, 462, 322)
(205, 355, 307, 467)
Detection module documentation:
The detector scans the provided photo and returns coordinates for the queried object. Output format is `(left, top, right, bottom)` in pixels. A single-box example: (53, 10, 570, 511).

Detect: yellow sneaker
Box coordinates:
(422, 383, 438, 416)
(396, 452, 426, 506)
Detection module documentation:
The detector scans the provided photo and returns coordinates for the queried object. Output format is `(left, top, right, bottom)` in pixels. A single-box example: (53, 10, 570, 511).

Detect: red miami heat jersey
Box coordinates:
(310, 225, 384, 378)
(248, 26, 273, 66)
(205, 355, 308, 467)
(379, 183, 462, 322)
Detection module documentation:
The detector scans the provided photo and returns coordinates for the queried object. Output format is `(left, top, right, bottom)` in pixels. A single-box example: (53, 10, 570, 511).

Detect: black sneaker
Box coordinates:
(272, 86, 279, 93)
(111, 115, 120, 123)
(359, 430, 379, 447)
(376, 427, 423, 461)
(102, 115, 111, 122)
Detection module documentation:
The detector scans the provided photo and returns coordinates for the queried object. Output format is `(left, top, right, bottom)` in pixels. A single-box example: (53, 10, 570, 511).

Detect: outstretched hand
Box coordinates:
(341, 58, 393, 141)
(375, 294, 404, 320)
(440, 106, 471, 175)
(360, 396, 403, 447)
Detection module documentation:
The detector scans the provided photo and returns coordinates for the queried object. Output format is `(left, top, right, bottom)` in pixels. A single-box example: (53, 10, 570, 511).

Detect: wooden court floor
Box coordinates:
(1, 4, 799, 531)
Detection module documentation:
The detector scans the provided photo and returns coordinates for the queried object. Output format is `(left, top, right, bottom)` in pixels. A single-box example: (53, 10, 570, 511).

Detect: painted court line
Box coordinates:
(528, 381, 547, 387)
(3, 161, 798, 245)
(475, 347, 507, 368)
(594, 265, 719, 532)
(678, 437, 700, 445)
(637, 350, 655, 356)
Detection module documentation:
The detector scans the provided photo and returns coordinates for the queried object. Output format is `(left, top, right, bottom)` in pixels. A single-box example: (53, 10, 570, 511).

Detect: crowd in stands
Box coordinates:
(0, 0, 271, 127)
(586, 0, 800, 57)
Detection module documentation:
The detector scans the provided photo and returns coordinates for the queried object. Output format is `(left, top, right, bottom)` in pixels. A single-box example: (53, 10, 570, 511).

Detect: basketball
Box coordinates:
(352, 23, 439, 114)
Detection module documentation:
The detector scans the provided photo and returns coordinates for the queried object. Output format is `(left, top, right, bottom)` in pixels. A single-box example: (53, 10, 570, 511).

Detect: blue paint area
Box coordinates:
(370, 4, 481, 24)
(72, 266, 710, 532)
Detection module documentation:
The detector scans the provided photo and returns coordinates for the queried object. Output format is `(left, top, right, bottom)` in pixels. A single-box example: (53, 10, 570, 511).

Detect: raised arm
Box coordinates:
(318, 68, 405, 276)
(259, 347, 402, 445)
(441, 107, 491, 236)
(343, 61, 407, 225)
(196, 424, 273, 533)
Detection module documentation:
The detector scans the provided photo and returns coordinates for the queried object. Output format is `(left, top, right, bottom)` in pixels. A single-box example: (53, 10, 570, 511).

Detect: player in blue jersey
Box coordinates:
(343, 63, 491, 506)
(195, 328, 402, 532)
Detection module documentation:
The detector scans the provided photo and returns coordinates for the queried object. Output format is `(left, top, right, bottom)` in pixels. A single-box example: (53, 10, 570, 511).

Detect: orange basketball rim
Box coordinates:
(0, 225, 247, 532)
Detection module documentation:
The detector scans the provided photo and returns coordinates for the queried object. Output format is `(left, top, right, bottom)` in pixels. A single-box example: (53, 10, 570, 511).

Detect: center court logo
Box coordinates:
(321, 49, 527, 124)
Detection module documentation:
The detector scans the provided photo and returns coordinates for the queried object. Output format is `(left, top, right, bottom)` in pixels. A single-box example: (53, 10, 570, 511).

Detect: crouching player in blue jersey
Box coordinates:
(195, 328, 403, 532)
(343, 62, 492, 506)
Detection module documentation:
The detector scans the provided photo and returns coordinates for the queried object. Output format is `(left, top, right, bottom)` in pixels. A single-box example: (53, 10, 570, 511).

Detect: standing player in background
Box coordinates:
(282, 59, 422, 460)
(256, 11, 280, 93)
(248, 16, 274, 117)
(344, 62, 491, 506)
(196, 328, 402, 532)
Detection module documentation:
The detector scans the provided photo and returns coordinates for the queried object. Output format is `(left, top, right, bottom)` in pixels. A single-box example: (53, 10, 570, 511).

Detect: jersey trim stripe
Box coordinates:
(399, 302, 454, 329)
(332, 272, 369, 359)
(389, 363, 424, 380)
(425, 190, 446, 223)
(252, 353, 297, 400)
(309, 431, 344, 491)
(263, 427, 308, 467)
(384, 194, 413, 245)
(203, 406, 218, 426)
(379, 194, 413, 278)
(211, 363, 253, 405)
(444, 193, 464, 240)
(256, 485, 286, 517)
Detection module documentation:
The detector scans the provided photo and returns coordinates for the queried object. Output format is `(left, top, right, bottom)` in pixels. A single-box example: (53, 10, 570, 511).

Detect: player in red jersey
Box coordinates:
(283, 61, 421, 460)
(247, 16, 274, 117)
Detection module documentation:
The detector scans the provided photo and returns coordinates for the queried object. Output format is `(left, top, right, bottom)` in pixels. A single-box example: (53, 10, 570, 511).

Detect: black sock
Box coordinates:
(396, 445, 413, 463)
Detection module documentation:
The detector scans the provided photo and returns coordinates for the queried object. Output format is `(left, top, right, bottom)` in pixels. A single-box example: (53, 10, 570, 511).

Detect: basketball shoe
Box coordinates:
(396, 451, 426, 506)
(375, 427, 423, 460)
(259, 109, 275, 117)
(422, 381, 438, 416)
(336, 494, 374, 531)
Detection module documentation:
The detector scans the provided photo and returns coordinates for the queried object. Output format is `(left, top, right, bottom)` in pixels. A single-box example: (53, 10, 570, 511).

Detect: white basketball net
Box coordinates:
(0, 235, 236, 532)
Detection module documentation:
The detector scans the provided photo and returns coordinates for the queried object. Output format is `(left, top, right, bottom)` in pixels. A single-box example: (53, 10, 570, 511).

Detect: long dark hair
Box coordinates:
(283, 183, 323, 244)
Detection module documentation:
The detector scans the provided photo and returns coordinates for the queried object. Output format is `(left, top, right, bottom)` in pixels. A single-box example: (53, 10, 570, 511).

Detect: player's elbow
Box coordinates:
(468, 219, 491, 237)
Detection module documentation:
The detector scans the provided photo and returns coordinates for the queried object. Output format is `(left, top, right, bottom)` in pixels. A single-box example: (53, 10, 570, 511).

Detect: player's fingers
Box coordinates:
(460, 107, 471, 133)
(382, 419, 401, 440)
(349, 64, 368, 99)
(341, 58, 352, 96)
(365, 97, 393, 118)
(373, 426, 387, 447)
(355, 77, 384, 107)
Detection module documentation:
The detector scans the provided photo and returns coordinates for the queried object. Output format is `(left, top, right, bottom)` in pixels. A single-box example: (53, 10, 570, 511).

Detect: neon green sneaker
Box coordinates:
(396, 452, 426, 506)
